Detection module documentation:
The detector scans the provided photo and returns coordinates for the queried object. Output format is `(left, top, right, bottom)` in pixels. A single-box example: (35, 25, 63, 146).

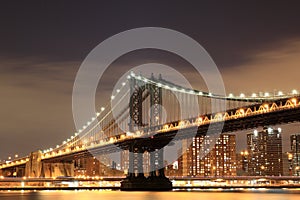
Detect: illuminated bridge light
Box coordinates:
(111, 95, 115, 100)
(264, 92, 270, 97)
(278, 91, 283, 96)
(163, 124, 169, 130)
(96, 112, 100, 117)
(178, 121, 186, 127)
(164, 85, 170, 89)
(101, 107, 105, 111)
(196, 117, 203, 123)
(254, 130, 258, 137)
(228, 93, 234, 98)
(292, 89, 298, 95)
(239, 109, 245, 114)
(251, 93, 257, 97)
(126, 132, 133, 137)
(264, 104, 269, 109)
(127, 75, 131, 79)
(189, 90, 195, 94)
(198, 91, 203, 95)
(122, 82, 126, 86)
(172, 87, 178, 91)
(278, 127, 282, 133)
(291, 98, 297, 105)
(268, 127, 273, 133)
(240, 93, 245, 98)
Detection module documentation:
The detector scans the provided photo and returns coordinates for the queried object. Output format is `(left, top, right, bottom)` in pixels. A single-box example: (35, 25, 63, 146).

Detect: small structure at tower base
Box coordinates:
(120, 176, 172, 191)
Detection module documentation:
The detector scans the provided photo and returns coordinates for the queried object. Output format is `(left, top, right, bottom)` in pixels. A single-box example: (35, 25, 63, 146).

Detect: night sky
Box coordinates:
(1, 0, 300, 160)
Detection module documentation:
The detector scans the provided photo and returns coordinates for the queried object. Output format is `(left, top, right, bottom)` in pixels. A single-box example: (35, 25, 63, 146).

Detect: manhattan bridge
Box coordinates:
(1, 71, 300, 190)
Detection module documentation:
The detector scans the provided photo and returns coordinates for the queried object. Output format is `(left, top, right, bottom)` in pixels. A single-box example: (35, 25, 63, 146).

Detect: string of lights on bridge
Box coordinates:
(1, 72, 299, 168)
(129, 72, 299, 101)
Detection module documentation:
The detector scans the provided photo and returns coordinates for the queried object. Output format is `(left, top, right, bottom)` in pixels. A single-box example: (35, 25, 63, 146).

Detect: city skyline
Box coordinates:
(1, 1, 300, 162)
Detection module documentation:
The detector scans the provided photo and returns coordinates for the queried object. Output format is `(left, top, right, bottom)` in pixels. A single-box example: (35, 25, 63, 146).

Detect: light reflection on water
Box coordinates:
(0, 190, 299, 200)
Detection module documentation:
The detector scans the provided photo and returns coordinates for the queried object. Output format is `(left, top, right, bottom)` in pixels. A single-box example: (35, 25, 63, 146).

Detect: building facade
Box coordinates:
(247, 127, 283, 176)
(236, 150, 249, 176)
(178, 134, 236, 177)
(290, 134, 300, 176)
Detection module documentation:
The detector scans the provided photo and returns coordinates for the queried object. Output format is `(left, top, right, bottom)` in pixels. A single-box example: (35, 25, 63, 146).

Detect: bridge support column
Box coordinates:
(149, 149, 156, 177)
(121, 146, 172, 191)
(126, 146, 145, 179)
(156, 149, 165, 177)
(127, 148, 135, 179)
(136, 149, 144, 178)
(121, 146, 147, 190)
(25, 151, 42, 178)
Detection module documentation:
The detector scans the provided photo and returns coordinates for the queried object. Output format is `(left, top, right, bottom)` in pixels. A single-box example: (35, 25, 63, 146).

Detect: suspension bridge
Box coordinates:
(1, 71, 300, 190)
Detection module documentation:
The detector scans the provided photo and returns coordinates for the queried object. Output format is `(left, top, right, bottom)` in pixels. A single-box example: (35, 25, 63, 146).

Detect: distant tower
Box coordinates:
(290, 134, 300, 176)
(247, 127, 283, 176)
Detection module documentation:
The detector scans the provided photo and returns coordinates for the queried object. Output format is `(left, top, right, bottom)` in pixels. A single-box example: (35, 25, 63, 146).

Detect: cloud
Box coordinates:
(221, 38, 300, 94)
(0, 58, 80, 159)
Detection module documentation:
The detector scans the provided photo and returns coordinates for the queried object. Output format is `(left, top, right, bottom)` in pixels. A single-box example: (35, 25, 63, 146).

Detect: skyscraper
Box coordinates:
(178, 134, 236, 177)
(236, 150, 249, 176)
(247, 127, 283, 176)
(290, 134, 300, 176)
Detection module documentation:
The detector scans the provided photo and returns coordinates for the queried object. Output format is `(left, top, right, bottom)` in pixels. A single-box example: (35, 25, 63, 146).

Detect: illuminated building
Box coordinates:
(74, 155, 122, 177)
(236, 150, 249, 176)
(178, 134, 236, 177)
(290, 134, 300, 176)
(247, 127, 283, 176)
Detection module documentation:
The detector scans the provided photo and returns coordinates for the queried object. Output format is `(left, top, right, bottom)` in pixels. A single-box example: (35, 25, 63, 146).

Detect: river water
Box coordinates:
(0, 190, 299, 200)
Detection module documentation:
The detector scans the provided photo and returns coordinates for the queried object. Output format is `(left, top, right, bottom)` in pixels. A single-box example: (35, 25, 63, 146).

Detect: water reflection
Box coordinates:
(0, 190, 299, 200)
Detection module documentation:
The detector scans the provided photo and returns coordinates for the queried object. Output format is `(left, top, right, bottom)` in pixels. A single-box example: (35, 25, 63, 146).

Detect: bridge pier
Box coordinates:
(25, 151, 42, 177)
(121, 147, 172, 191)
